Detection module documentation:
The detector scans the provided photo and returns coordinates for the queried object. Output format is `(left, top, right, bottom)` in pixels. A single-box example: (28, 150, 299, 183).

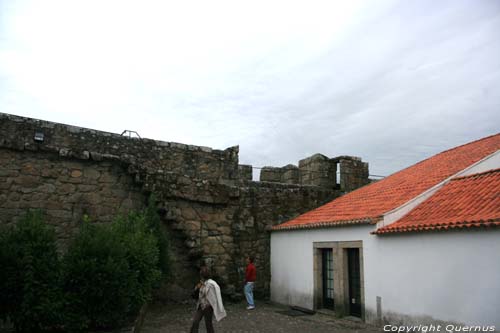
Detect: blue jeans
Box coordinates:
(244, 282, 255, 306)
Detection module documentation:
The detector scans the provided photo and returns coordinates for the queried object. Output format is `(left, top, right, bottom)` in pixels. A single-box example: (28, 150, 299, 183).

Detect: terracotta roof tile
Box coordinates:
(272, 133, 500, 231)
(374, 169, 500, 234)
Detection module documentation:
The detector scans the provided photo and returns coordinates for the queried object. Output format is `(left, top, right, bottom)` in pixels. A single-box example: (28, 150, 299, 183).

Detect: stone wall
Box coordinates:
(298, 154, 337, 188)
(260, 166, 283, 183)
(0, 149, 145, 249)
(238, 164, 253, 181)
(143, 175, 336, 299)
(0, 112, 368, 300)
(259, 153, 369, 192)
(0, 113, 239, 184)
(232, 182, 334, 297)
(333, 156, 370, 192)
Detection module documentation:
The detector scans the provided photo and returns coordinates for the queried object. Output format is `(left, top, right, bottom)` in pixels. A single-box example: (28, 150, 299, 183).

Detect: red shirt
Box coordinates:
(245, 263, 256, 282)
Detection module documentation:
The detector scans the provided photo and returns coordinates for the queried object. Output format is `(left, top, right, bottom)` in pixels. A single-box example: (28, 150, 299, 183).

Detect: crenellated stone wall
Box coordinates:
(0, 112, 368, 300)
(333, 156, 370, 193)
(260, 153, 370, 192)
(298, 153, 337, 188)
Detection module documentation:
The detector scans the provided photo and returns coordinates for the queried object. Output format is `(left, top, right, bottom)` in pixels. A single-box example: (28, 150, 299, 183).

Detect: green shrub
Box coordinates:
(0, 211, 63, 332)
(0, 203, 169, 332)
(112, 212, 161, 314)
(0, 226, 15, 322)
(62, 221, 134, 330)
(63, 209, 164, 330)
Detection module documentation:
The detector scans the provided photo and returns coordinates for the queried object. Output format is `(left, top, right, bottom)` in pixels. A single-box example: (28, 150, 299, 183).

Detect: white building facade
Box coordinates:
(271, 227, 500, 326)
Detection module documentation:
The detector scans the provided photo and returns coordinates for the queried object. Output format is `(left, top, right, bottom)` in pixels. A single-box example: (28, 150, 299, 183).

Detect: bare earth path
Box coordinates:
(141, 302, 381, 333)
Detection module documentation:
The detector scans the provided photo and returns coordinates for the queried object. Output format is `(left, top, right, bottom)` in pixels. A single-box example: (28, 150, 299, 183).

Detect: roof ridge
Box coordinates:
(379, 133, 500, 180)
(434, 132, 500, 154)
(451, 167, 500, 181)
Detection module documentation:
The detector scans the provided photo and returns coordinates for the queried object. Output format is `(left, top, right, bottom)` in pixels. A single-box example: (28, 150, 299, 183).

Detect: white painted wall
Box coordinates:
(270, 225, 376, 309)
(368, 229, 500, 327)
(271, 228, 500, 327)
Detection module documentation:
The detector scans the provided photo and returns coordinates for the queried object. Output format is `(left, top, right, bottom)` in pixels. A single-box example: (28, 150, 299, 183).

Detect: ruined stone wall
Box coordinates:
(0, 113, 353, 300)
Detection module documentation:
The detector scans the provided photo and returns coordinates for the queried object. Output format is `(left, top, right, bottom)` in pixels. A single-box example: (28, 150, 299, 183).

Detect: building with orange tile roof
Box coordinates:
(270, 133, 500, 327)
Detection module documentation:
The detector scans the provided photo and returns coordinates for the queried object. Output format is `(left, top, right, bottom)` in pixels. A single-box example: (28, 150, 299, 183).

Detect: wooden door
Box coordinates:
(347, 248, 361, 317)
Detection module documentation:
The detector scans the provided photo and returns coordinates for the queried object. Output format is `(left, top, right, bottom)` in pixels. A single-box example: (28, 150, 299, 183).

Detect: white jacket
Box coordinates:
(197, 279, 227, 321)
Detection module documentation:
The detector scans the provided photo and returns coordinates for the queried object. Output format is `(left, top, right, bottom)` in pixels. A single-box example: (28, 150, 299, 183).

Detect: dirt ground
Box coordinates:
(141, 301, 382, 333)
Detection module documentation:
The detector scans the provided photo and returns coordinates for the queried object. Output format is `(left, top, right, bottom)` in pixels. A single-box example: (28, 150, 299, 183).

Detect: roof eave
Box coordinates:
(271, 217, 381, 232)
(372, 219, 500, 235)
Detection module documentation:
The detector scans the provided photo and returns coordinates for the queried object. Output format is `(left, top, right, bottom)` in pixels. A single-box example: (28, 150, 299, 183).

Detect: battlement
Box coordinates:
(258, 153, 369, 191)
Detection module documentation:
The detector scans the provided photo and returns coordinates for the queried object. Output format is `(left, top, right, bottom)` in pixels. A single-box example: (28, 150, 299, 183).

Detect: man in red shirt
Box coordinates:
(244, 255, 256, 310)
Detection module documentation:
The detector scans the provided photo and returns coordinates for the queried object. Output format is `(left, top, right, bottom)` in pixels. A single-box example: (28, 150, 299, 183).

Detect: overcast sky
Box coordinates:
(1, 0, 499, 178)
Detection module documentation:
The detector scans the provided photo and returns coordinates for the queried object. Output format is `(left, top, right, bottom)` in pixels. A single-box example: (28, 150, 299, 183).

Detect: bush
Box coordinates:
(0, 211, 63, 332)
(112, 212, 161, 314)
(62, 221, 134, 330)
(0, 226, 15, 322)
(63, 208, 164, 330)
(1, 203, 169, 332)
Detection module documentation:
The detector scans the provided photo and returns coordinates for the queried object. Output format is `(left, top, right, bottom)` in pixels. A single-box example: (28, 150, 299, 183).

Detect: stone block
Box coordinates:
(59, 148, 71, 157)
(260, 167, 282, 182)
(41, 168, 60, 178)
(70, 169, 82, 178)
(244, 217, 255, 227)
(45, 200, 65, 210)
(47, 209, 73, 219)
(37, 183, 56, 193)
(14, 175, 39, 187)
(21, 163, 41, 176)
(238, 164, 253, 181)
(184, 220, 201, 232)
(0, 169, 19, 177)
(282, 165, 299, 184)
(181, 206, 198, 220)
(77, 184, 97, 192)
(99, 173, 116, 183)
(58, 183, 75, 194)
(84, 168, 100, 180)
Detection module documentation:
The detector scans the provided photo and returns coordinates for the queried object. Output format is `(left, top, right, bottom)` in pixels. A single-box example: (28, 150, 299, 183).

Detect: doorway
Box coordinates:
(314, 241, 364, 319)
(347, 248, 361, 317)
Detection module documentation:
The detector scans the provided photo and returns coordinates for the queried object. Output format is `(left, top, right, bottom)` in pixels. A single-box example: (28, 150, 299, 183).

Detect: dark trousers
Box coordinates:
(190, 305, 214, 333)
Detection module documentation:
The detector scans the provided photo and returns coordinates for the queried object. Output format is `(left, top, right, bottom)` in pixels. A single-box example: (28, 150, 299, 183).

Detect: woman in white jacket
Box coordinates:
(190, 266, 227, 333)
